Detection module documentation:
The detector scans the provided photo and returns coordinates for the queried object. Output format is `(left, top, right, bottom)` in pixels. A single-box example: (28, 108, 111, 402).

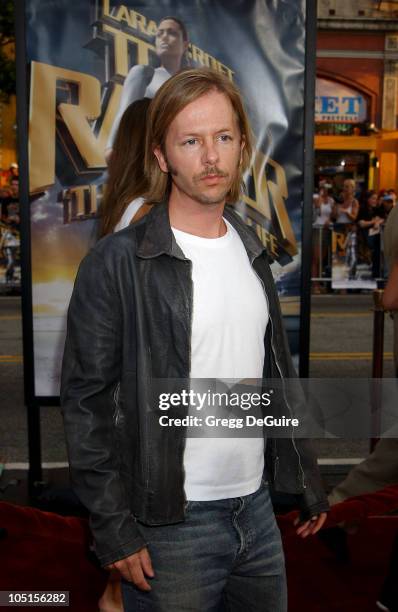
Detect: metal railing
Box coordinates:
(311, 225, 387, 286)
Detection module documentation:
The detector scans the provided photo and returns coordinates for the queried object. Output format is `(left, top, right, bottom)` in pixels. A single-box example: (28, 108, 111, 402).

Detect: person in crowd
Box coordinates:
(332, 178, 359, 225)
(375, 194, 398, 612)
(328, 198, 398, 506)
(9, 177, 19, 201)
(105, 16, 189, 159)
(382, 194, 394, 219)
(357, 190, 385, 279)
(99, 98, 152, 237)
(0, 187, 11, 221)
(2, 177, 19, 219)
(61, 67, 328, 612)
(344, 223, 358, 280)
(6, 202, 20, 229)
(312, 185, 334, 293)
(326, 193, 398, 612)
(387, 188, 396, 207)
(0, 220, 20, 284)
(378, 188, 386, 200)
(8, 163, 19, 181)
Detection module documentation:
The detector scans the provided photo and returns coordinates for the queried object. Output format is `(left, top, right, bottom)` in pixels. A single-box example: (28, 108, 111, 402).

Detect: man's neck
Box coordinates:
(168, 191, 227, 238)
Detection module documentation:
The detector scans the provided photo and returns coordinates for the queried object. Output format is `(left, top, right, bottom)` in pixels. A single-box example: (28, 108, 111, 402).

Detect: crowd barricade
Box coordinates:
(311, 224, 387, 288)
(311, 225, 333, 283)
(0, 221, 21, 293)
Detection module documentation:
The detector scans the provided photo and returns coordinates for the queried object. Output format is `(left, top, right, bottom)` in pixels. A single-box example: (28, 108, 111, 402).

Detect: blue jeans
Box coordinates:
(122, 481, 287, 611)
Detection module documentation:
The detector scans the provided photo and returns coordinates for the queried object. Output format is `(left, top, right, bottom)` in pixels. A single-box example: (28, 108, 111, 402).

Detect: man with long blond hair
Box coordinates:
(62, 68, 328, 611)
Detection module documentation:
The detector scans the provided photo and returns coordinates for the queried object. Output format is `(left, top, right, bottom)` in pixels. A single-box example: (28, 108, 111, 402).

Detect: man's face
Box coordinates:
(155, 19, 187, 63)
(154, 90, 244, 206)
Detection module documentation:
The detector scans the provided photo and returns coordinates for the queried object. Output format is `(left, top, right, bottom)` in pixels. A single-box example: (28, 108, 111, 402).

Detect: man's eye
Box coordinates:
(218, 134, 232, 142)
(184, 139, 198, 146)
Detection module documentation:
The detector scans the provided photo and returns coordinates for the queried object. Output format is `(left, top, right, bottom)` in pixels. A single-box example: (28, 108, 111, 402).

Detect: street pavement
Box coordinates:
(0, 293, 395, 483)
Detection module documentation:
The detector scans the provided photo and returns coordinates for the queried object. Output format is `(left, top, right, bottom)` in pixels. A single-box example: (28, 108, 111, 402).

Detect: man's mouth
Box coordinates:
(196, 169, 228, 183)
(201, 175, 223, 182)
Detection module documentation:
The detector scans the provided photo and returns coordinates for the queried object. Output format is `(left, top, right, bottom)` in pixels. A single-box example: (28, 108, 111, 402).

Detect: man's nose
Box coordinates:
(202, 140, 219, 166)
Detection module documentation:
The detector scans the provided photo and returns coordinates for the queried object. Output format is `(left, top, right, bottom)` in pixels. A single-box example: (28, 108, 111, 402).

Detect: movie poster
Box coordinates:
(25, 0, 308, 397)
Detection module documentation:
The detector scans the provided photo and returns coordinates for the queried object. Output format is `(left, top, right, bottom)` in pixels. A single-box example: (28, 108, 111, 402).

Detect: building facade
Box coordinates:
(316, 0, 398, 194)
(0, 36, 17, 184)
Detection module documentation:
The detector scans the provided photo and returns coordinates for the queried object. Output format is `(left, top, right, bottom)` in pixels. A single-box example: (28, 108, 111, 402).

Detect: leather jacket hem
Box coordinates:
(97, 534, 147, 567)
(299, 500, 330, 521)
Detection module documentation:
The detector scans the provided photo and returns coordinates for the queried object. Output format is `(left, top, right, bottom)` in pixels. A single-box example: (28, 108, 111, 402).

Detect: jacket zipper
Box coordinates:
(186, 259, 193, 376)
(113, 381, 120, 407)
(113, 381, 121, 425)
(253, 266, 306, 490)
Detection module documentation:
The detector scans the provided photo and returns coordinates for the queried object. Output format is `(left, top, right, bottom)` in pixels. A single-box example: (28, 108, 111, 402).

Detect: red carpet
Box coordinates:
(283, 516, 396, 611)
(0, 502, 107, 611)
(1, 485, 398, 611)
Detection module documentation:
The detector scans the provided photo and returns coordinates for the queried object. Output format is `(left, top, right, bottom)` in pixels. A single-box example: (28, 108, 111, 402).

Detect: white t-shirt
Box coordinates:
(336, 202, 354, 224)
(172, 219, 269, 500)
(313, 199, 333, 227)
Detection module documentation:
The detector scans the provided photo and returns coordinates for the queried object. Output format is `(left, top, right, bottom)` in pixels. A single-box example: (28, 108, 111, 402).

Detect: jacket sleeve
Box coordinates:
(60, 249, 146, 566)
(260, 253, 330, 519)
(294, 438, 330, 520)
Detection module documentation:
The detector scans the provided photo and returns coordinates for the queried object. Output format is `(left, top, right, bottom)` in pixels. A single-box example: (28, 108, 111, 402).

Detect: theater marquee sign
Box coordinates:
(315, 78, 368, 124)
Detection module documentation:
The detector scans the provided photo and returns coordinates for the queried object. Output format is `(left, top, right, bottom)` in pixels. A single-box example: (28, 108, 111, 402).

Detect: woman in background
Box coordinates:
(332, 178, 359, 225)
(99, 97, 151, 237)
(357, 190, 385, 279)
(98, 97, 152, 612)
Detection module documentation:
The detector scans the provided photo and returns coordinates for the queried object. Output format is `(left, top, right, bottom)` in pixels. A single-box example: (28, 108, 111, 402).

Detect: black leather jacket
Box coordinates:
(61, 202, 329, 566)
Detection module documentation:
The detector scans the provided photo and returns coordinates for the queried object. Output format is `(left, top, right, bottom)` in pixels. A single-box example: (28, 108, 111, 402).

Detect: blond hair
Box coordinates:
(144, 68, 253, 204)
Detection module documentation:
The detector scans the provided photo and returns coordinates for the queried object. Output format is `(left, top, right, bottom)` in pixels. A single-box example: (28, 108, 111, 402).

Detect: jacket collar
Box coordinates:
(223, 205, 266, 263)
(136, 200, 266, 263)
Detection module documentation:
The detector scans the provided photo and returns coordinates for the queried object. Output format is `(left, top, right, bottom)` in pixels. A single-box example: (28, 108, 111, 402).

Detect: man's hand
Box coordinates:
(106, 547, 154, 591)
(294, 512, 327, 538)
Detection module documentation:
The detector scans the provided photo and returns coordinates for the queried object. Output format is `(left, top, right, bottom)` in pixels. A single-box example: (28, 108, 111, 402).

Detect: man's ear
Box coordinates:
(153, 146, 168, 173)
